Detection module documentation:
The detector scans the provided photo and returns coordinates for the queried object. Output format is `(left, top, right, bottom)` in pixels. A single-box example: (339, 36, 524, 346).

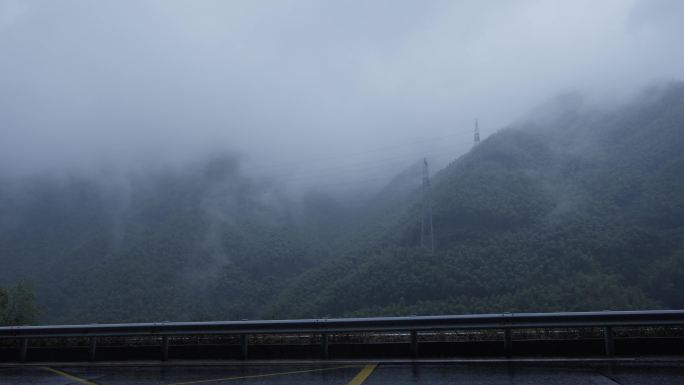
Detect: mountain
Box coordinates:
(266, 83, 684, 318)
(0, 157, 322, 323)
(1, 83, 683, 324)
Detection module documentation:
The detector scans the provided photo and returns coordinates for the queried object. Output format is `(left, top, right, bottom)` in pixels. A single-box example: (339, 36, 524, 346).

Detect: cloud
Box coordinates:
(0, 0, 682, 189)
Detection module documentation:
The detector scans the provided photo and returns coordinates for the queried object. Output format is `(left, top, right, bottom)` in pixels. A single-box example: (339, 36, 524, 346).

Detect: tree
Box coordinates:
(0, 281, 39, 326)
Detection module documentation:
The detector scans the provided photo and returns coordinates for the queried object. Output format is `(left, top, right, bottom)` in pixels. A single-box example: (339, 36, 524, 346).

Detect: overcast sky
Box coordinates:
(1, 0, 683, 190)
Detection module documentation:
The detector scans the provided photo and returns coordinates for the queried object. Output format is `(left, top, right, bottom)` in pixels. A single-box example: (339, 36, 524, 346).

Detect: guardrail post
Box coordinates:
(17, 338, 28, 363)
(88, 337, 97, 362)
(240, 334, 248, 360)
(410, 330, 418, 358)
(603, 326, 614, 357)
(503, 328, 512, 357)
(161, 336, 169, 361)
(321, 333, 329, 359)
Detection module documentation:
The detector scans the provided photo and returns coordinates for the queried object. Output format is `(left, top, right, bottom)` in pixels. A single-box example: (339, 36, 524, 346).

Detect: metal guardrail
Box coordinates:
(2, 310, 684, 362)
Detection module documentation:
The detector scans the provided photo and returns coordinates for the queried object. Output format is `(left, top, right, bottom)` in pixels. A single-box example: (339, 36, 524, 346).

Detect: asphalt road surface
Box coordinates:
(2, 361, 684, 384)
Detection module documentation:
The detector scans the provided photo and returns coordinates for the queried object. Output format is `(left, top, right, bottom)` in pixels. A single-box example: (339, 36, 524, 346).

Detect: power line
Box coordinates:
(265, 148, 456, 184)
(241, 132, 462, 176)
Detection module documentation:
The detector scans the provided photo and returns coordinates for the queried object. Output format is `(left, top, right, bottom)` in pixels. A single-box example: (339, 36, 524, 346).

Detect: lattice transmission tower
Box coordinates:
(474, 119, 481, 145)
(420, 157, 435, 254)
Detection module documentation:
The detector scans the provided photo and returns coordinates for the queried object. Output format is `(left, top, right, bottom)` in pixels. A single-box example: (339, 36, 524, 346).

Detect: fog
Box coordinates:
(2, 0, 684, 192)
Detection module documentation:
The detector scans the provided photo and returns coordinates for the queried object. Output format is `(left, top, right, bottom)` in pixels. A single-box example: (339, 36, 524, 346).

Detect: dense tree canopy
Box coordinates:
(0, 282, 38, 326)
(1, 84, 683, 323)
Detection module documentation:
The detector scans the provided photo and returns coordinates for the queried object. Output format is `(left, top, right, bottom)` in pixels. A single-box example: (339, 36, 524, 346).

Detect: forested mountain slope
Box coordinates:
(1, 84, 683, 324)
(267, 84, 684, 318)
(0, 158, 326, 323)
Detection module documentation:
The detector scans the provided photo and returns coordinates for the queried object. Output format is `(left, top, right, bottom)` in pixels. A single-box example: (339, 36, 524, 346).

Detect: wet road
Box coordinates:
(2, 361, 684, 384)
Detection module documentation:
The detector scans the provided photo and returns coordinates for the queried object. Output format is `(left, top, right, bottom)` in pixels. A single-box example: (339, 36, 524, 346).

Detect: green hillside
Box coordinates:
(0, 158, 324, 323)
(1, 84, 683, 324)
(267, 84, 684, 318)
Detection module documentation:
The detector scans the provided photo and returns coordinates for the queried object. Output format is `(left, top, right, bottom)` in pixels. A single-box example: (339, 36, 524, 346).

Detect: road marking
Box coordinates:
(598, 371, 625, 384)
(347, 363, 378, 385)
(164, 364, 363, 385)
(43, 367, 99, 385)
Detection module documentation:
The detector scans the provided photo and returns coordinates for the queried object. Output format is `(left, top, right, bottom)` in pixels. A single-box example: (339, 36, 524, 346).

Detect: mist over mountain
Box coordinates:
(3, 0, 684, 325)
(268, 83, 684, 318)
(1, 83, 683, 323)
(3, 1, 684, 186)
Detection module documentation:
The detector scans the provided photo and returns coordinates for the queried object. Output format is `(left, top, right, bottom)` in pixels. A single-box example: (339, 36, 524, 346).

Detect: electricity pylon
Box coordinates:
(420, 157, 434, 254)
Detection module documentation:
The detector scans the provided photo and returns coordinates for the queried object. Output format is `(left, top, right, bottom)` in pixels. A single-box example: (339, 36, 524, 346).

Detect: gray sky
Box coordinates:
(1, 0, 683, 191)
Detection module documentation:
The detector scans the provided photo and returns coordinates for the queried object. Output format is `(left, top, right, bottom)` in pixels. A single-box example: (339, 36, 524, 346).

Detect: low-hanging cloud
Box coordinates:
(1, 0, 683, 190)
